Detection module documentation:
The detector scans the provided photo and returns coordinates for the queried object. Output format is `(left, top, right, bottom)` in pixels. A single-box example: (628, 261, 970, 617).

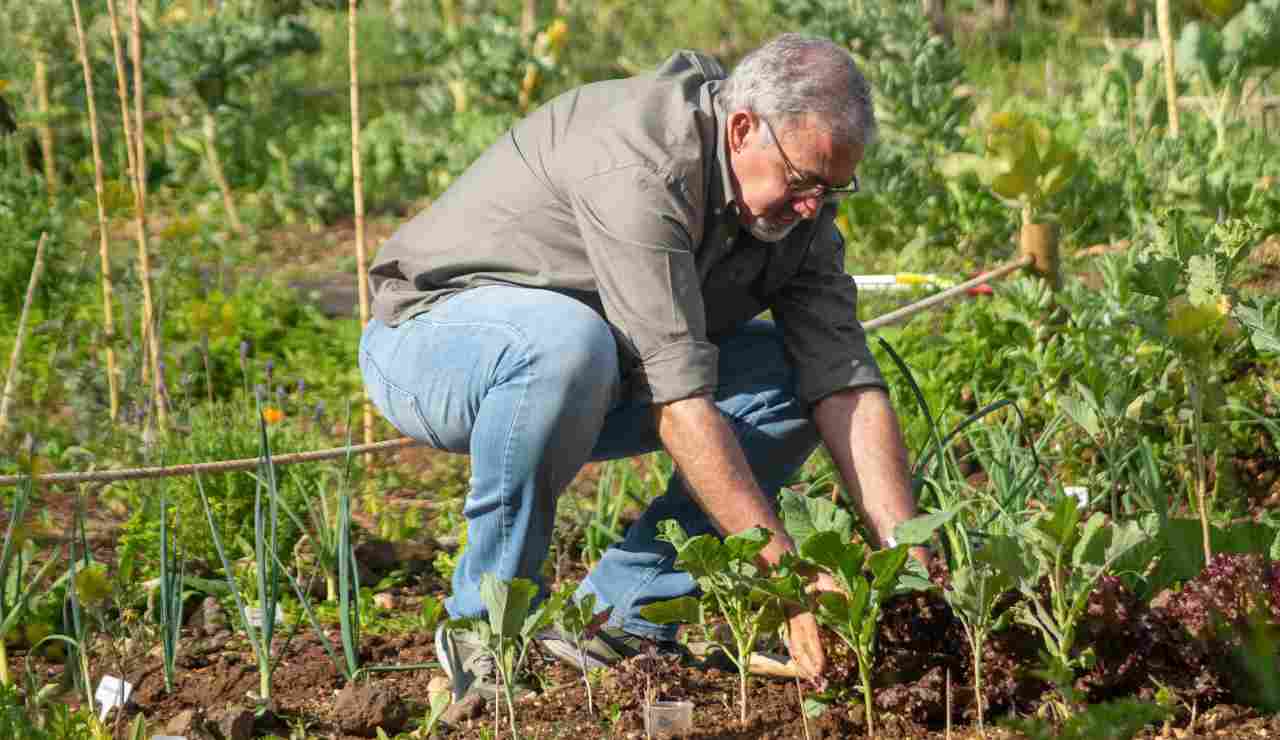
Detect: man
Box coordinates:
(359, 33, 922, 702)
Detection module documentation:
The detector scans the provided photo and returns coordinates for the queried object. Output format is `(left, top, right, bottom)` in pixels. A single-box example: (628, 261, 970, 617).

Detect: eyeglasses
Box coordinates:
(760, 116, 860, 204)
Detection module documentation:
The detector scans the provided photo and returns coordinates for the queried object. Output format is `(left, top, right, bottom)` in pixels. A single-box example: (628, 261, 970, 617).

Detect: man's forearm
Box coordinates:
(813, 387, 917, 547)
(654, 395, 796, 565)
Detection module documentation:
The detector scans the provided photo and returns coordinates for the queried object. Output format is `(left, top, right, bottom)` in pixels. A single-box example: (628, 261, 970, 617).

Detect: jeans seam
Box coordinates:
(360, 348, 446, 449)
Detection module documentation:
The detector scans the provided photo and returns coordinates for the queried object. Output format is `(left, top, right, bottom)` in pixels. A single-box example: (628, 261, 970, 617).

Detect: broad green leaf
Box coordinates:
(893, 503, 968, 546)
(522, 587, 569, 640)
(639, 595, 701, 625)
(867, 546, 909, 592)
(780, 490, 853, 545)
(1177, 22, 1225, 88)
(799, 530, 865, 590)
(896, 557, 934, 594)
(671, 533, 727, 578)
(816, 591, 853, 630)
(480, 574, 537, 639)
(1104, 519, 1150, 566)
(975, 534, 1031, 584)
(1130, 254, 1182, 301)
(657, 519, 691, 549)
(1060, 393, 1102, 439)
(724, 527, 771, 564)
(1072, 512, 1108, 568)
(1235, 297, 1280, 355)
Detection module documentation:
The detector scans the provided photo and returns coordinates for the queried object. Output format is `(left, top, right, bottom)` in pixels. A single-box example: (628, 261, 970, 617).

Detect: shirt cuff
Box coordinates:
(798, 352, 888, 405)
(632, 340, 720, 405)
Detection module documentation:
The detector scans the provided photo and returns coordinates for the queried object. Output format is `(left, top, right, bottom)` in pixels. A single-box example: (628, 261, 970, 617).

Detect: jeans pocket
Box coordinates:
(360, 349, 445, 449)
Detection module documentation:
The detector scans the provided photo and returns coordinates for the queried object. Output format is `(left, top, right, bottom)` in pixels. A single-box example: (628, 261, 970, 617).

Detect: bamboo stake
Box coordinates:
(104, 0, 139, 192)
(34, 54, 58, 201)
(349, 0, 374, 447)
(1156, 0, 1180, 138)
(201, 110, 244, 233)
(126, 0, 167, 431)
(71, 0, 121, 421)
(0, 235, 49, 436)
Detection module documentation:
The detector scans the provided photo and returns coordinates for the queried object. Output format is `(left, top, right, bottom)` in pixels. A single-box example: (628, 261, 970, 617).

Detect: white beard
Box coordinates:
(746, 213, 801, 242)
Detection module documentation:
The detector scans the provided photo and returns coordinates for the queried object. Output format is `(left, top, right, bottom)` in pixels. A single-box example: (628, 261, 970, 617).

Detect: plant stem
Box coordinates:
(0, 233, 48, 436)
(34, 53, 57, 200)
(1190, 375, 1213, 563)
(0, 639, 9, 687)
(1156, 0, 1180, 138)
(70, 0, 121, 421)
(201, 110, 244, 233)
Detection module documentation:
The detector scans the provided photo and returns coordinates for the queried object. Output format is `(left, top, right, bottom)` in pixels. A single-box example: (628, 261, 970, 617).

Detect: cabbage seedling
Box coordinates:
(640, 521, 796, 724)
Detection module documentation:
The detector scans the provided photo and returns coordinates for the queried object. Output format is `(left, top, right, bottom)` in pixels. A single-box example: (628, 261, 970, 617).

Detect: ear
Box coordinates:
(727, 110, 757, 154)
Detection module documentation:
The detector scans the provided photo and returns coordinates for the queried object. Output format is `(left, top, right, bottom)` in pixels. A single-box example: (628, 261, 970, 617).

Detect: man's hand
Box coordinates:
(786, 609, 827, 684)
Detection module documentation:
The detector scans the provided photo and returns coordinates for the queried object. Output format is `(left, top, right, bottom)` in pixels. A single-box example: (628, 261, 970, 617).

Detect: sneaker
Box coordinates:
(538, 625, 689, 672)
(435, 624, 534, 702)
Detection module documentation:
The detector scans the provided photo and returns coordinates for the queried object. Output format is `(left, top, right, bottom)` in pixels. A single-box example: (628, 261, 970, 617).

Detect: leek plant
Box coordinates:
(195, 395, 295, 708)
(0, 476, 60, 686)
(157, 484, 184, 693)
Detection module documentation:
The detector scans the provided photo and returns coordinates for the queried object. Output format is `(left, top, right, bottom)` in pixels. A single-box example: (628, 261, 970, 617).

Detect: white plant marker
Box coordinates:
(95, 675, 133, 721)
(1064, 486, 1089, 507)
(246, 606, 279, 630)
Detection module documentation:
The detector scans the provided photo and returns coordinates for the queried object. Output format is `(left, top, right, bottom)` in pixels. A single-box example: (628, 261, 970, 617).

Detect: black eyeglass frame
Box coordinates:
(760, 116, 860, 203)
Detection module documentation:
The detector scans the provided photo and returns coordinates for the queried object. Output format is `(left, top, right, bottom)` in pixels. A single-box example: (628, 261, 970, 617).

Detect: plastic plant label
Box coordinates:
(95, 675, 133, 721)
(1064, 486, 1089, 507)
(246, 606, 279, 630)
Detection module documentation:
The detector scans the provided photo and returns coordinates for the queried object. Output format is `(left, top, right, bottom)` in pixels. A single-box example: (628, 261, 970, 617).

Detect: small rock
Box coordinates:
(192, 596, 228, 636)
(373, 592, 397, 610)
(335, 682, 409, 737)
(427, 676, 451, 696)
(441, 693, 485, 725)
(211, 704, 254, 740)
(167, 708, 211, 738)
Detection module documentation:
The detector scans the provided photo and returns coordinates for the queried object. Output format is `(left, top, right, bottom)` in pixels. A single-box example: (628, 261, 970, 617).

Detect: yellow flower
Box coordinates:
(0, 80, 9, 93)
(263, 407, 285, 425)
(74, 564, 112, 606)
(1166, 299, 1223, 341)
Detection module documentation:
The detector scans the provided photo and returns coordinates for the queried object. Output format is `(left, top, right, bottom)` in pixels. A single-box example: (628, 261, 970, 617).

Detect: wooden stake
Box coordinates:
(349, 0, 374, 447)
(130, 0, 166, 431)
(201, 110, 244, 233)
(71, 0, 121, 421)
(34, 54, 58, 201)
(0, 234, 49, 436)
(1019, 222, 1060, 291)
(1156, 0, 1180, 138)
(104, 0, 139, 193)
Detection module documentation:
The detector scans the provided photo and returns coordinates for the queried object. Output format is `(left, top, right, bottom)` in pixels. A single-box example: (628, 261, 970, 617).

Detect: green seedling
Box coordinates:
(1010, 495, 1151, 718)
(0, 475, 61, 687)
(551, 587, 610, 717)
(641, 521, 799, 725)
(786, 492, 930, 737)
(900, 510, 1022, 735)
(453, 574, 566, 739)
(157, 483, 185, 694)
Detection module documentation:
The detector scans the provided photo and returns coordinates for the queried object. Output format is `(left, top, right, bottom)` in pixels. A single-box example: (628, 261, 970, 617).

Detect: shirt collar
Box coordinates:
(709, 83, 740, 226)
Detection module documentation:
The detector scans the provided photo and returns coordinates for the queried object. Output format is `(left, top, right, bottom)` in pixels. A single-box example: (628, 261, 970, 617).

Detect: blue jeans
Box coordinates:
(359, 286, 819, 640)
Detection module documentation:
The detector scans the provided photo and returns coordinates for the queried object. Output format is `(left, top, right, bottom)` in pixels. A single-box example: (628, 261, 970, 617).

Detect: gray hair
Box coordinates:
(721, 34, 877, 151)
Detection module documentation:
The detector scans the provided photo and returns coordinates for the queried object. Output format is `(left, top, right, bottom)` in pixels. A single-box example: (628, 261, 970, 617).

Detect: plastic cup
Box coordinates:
(645, 700, 693, 737)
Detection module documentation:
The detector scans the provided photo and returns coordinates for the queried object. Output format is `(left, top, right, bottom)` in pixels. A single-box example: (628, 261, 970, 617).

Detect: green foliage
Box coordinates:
(148, 6, 321, 110)
(781, 490, 927, 735)
(1010, 496, 1153, 715)
(939, 111, 1078, 221)
(641, 520, 798, 724)
(1003, 697, 1171, 740)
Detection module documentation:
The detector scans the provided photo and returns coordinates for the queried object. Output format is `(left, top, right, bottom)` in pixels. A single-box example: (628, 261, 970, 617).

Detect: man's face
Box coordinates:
(726, 111, 862, 243)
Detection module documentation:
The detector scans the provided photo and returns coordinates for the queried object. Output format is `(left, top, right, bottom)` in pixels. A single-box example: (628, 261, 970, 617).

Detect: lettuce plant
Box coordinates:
(640, 522, 797, 724)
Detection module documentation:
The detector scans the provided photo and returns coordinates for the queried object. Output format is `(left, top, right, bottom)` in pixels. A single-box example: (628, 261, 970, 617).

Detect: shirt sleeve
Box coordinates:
(569, 165, 718, 404)
(770, 216, 886, 404)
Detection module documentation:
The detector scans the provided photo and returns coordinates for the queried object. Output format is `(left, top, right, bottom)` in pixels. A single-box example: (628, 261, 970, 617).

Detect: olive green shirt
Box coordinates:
(369, 51, 885, 406)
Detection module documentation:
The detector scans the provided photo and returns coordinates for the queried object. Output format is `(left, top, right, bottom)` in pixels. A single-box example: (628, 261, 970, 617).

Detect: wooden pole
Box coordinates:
(349, 0, 374, 447)
(127, 0, 167, 432)
(1156, 0, 1180, 137)
(0, 234, 49, 436)
(71, 0, 121, 421)
(34, 54, 58, 201)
